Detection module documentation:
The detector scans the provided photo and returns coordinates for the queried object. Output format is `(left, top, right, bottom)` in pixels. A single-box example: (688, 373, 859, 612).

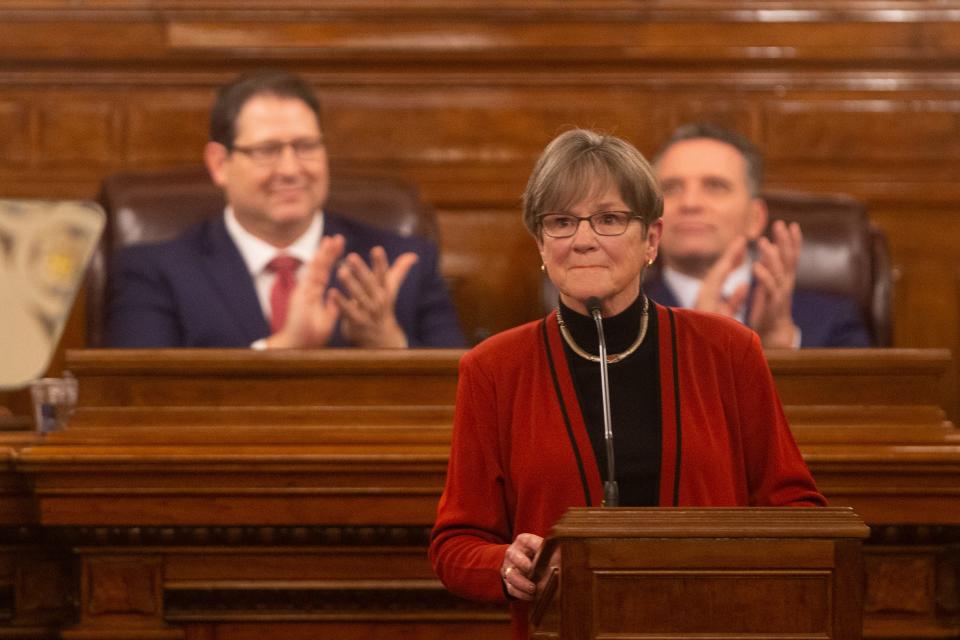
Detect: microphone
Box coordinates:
(585, 297, 619, 507)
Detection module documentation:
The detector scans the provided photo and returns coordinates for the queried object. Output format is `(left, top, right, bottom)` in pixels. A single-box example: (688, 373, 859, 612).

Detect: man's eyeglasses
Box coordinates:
(230, 138, 325, 166)
(538, 211, 642, 238)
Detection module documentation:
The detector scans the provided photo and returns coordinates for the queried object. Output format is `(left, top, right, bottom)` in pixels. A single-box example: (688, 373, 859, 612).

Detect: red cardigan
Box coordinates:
(430, 304, 825, 638)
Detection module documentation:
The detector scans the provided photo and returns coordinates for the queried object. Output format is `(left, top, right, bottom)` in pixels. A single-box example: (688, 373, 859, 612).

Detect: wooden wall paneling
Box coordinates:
(435, 209, 540, 343)
(0, 96, 31, 169)
(0, 18, 166, 61)
(864, 206, 958, 350)
(764, 98, 960, 164)
(126, 94, 212, 167)
(35, 95, 120, 168)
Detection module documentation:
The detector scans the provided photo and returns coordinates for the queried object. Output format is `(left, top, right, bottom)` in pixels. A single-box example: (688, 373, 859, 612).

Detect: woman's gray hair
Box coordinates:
(522, 128, 663, 238)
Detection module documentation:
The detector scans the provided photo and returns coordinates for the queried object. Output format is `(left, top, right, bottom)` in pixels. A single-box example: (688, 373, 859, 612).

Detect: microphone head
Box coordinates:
(585, 297, 602, 314)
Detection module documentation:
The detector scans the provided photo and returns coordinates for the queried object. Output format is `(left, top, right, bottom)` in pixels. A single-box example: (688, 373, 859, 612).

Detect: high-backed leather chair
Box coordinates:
(86, 165, 438, 347)
(763, 189, 892, 347)
(541, 189, 893, 347)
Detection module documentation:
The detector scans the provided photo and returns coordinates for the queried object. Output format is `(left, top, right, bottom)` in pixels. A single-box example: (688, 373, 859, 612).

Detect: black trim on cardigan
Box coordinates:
(541, 318, 593, 507)
(667, 307, 682, 506)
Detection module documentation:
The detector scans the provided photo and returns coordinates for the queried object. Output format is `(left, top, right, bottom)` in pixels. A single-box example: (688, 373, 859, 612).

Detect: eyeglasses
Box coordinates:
(538, 211, 641, 238)
(230, 137, 325, 166)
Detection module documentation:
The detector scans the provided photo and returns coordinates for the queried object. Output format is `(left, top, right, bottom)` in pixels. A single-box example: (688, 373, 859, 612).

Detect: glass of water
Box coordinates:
(30, 372, 78, 435)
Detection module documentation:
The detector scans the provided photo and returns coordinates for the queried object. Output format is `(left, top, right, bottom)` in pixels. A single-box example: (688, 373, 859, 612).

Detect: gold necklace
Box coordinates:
(556, 296, 649, 364)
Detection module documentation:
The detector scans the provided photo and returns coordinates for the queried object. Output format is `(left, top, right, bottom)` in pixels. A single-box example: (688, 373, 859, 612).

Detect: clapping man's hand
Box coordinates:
(749, 220, 801, 348)
(333, 246, 418, 348)
(693, 236, 751, 318)
(265, 234, 345, 349)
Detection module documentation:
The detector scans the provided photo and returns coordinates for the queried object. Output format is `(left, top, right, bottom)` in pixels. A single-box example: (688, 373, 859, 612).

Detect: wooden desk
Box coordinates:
(6, 348, 959, 639)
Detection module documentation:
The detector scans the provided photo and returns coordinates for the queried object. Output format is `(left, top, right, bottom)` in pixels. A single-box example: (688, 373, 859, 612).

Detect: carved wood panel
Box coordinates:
(84, 557, 162, 619)
(865, 553, 935, 615)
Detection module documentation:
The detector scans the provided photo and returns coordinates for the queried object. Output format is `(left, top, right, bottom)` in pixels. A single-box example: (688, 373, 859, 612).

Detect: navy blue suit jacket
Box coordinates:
(105, 213, 465, 348)
(643, 270, 872, 348)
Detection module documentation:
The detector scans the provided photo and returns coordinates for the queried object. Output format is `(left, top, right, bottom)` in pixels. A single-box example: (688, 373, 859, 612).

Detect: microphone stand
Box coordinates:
(587, 298, 619, 507)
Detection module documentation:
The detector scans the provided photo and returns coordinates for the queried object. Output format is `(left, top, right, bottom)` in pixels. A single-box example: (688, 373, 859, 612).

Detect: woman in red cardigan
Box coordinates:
(429, 129, 826, 640)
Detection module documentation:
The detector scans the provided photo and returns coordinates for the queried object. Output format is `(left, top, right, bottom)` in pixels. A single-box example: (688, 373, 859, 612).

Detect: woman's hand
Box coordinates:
(500, 533, 544, 601)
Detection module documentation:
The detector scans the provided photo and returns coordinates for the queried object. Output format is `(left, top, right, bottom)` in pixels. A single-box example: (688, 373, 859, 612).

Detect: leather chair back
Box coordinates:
(86, 165, 437, 347)
(763, 190, 892, 347)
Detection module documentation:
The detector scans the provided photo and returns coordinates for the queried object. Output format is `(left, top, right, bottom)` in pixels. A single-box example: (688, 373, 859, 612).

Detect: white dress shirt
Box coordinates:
(223, 207, 323, 325)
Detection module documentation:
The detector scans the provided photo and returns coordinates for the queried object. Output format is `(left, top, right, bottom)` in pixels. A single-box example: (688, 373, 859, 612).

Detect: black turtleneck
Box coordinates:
(557, 294, 662, 506)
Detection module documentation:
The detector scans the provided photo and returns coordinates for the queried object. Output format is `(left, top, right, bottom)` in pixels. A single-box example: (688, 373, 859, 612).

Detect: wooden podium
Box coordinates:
(530, 507, 869, 640)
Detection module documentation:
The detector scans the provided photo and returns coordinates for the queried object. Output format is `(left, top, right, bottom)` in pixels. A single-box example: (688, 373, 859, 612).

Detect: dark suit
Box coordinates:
(643, 270, 872, 348)
(105, 213, 465, 348)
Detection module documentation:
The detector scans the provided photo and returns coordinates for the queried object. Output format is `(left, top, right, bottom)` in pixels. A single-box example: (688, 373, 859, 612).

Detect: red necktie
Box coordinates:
(267, 255, 301, 333)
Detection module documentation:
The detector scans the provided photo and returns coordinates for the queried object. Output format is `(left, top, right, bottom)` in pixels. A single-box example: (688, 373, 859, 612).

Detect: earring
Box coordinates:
(540, 264, 546, 272)
(647, 259, 654, 266)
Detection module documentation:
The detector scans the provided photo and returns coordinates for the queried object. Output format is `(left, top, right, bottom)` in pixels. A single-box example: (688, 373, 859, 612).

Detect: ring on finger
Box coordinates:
(503, 566, 514, 579)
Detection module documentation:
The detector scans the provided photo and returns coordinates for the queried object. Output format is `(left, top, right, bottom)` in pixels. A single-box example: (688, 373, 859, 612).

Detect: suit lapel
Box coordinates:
(643, 269, 682, 308)
(741, 277, 761, 330)
(322, 213, 354, 250)
(200, 218, 271, 342)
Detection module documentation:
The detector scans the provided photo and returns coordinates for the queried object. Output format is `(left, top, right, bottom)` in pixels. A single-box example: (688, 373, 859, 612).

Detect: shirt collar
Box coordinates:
(223, 207, 324, 276)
